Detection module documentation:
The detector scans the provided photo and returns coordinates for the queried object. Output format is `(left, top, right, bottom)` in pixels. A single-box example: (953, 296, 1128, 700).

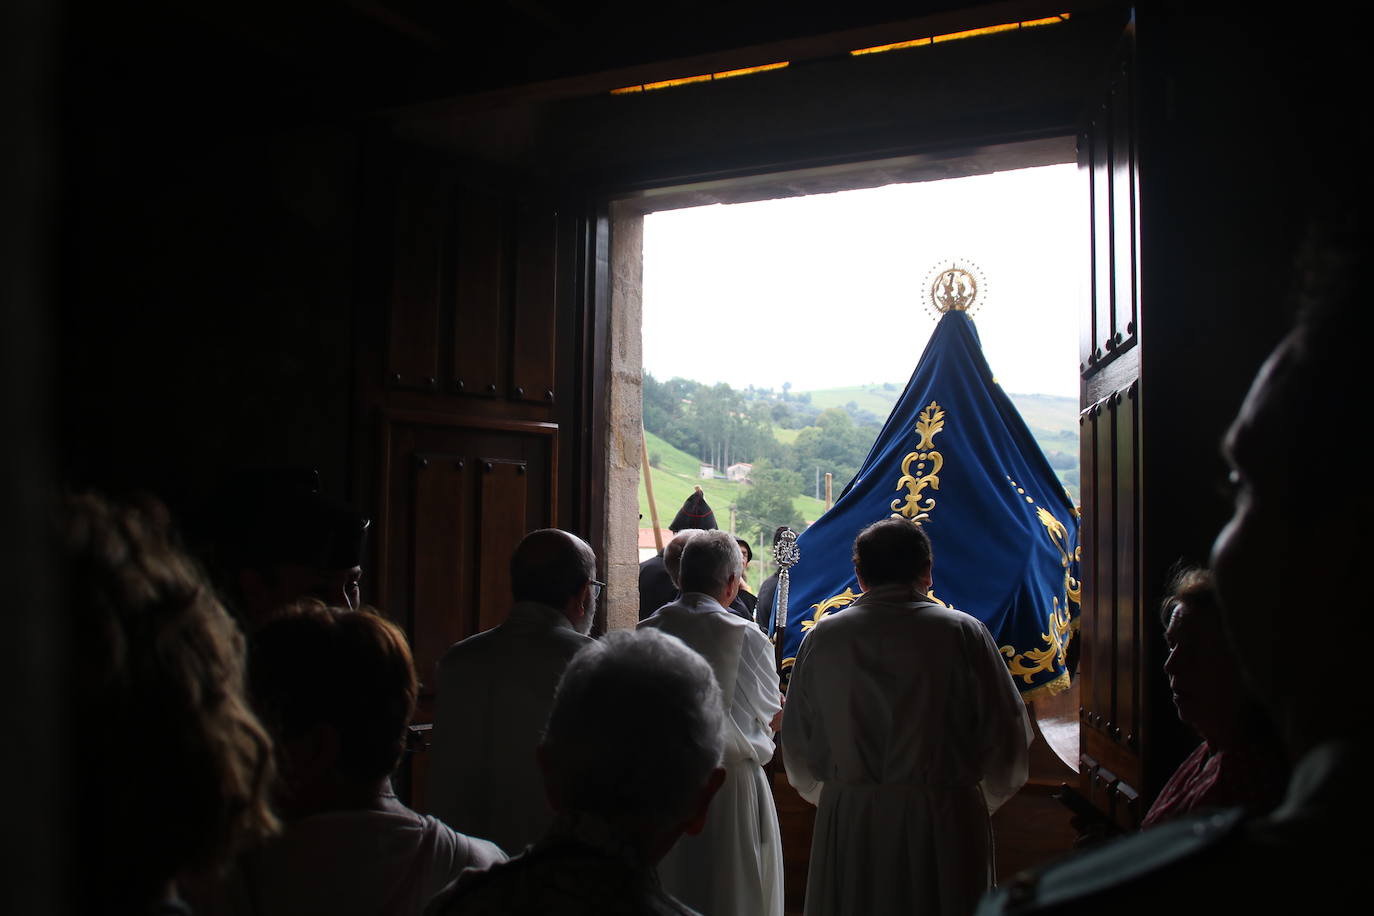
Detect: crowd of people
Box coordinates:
(72, 256, 1360, 914)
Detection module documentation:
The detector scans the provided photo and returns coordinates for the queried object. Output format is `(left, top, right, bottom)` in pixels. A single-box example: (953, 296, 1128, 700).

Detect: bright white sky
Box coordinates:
(642, 163, 1084, 397)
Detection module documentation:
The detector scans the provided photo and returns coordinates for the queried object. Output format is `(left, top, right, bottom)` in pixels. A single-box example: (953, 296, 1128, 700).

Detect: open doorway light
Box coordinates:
(637, 163, 1084, 577)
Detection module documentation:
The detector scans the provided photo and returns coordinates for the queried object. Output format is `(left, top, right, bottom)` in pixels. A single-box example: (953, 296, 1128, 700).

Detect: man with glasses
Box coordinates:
(429, 529, 599, 855)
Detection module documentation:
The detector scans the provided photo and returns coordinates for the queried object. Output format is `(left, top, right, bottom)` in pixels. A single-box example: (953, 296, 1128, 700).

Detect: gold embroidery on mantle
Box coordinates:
(891, 402, 946, 523)
(997, 485, 1082, 698)
(1000, 596, 1074, 686)
(802, 587, 862, 633)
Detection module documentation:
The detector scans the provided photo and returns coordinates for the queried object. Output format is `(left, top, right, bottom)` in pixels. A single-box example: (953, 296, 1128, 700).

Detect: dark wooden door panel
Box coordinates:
(1077, 20, 1146, 831)
(410, 453, 470, 686)
(452, 189, 507, 398)
(386, 161, 444, 392)
(476, 459, 530, 631)
(510, 203, 559, 405)
(380, 415, 558, 699)
(1109, 55, 1138, 350)
(1087, 110, 1112, 372)
(1080, 35, 1139, 379)
(1111, 385, 1139, 753)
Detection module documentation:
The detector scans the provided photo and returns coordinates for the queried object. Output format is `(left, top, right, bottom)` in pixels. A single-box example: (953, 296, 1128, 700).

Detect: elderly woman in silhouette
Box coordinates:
(1140, 566, 1287, 827)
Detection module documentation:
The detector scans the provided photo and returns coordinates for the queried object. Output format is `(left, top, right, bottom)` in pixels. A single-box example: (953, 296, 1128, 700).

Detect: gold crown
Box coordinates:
(924, 260, 986, 317)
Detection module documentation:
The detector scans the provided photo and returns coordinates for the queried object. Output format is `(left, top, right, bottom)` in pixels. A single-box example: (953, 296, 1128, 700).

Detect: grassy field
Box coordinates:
(638, 430, 828, 538)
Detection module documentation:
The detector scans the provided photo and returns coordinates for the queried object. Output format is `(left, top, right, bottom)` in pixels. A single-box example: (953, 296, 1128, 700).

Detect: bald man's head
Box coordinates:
(511, 529, 596, 611)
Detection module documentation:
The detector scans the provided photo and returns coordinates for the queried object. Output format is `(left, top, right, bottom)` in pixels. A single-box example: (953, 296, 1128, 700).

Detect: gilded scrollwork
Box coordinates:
(891, 402, 946, 523)
(1000, 596, 1075, 687)
(996, 486, 1082, 699)
(802, 587, 862, 633)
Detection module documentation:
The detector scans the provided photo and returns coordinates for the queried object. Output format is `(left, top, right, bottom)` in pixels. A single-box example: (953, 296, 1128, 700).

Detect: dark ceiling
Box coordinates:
(63, 1, 1069, 126)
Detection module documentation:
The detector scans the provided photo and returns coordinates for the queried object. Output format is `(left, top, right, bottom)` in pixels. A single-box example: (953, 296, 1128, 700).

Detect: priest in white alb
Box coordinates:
(639, 529, 785, 916)
(783, 518, 1031, 916)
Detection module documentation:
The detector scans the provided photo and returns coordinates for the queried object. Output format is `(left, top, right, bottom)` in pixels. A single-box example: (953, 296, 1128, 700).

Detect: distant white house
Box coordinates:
(699, 464, 714, 479)
(726, 462, 753, 482)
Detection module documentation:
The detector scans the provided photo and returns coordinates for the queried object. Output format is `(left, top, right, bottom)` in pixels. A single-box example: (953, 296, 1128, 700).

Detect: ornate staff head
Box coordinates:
(773, 527, 799, 572)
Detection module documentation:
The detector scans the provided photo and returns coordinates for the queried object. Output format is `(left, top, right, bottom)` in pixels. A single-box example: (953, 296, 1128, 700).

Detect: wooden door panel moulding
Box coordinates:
(375, 411, 561, 634)
(1111, 384, 1140, 751)
(1076, 128, 1095, 376)
(1080, 19, 1138, 380)
(382, 407, 561, 439)
(386, 160, 445, 392)
(410, 453, 470, 690)
(451, 187, 507, 398)
(1108, 47, 1139, 352)
(1087, 107, 1111, 374)
(1087, 400, 1114, 742)
(509, 202, 560, 404)
(476, 459, 530, 632)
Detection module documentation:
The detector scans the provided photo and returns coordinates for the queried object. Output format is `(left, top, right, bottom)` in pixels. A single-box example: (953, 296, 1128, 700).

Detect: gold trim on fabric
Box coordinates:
(1016, 668, 1072, 703)
(891, 402, 945, 523)
(997, 481, 1082, 689)
(803, 587, 862, 633)
(1000, 595, 1074, 685)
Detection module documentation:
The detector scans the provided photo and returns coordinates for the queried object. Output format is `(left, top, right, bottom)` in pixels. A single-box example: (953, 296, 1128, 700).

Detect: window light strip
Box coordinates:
(612, 61, 789, 95)
(850, 13, 1070, 56)
(608, 12, 1069, 95)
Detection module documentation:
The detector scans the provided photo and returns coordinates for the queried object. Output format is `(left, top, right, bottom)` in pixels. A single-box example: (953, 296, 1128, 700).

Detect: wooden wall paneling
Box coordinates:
(476, 459, 530, 631)
(387, 159, 444, 392)
(410, 452, 470, 690)
(509, 202, 560, 405)
(451, 188, 506, 398)
(1109, 53, 1138, 353)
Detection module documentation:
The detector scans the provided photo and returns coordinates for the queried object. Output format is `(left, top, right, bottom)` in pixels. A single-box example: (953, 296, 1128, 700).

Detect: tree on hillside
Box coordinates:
(735, 463, 805, 542)
(785, 407, 878, 492)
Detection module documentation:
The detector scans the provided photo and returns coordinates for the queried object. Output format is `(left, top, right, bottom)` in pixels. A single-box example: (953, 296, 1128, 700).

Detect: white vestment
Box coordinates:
(782, 585, 1031, 916)
(219, 794, 506, 916)
(639, 592, 785, 916)
(428, 601, 593, 854)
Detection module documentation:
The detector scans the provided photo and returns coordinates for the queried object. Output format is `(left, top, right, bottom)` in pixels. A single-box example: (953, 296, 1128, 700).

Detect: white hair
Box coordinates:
(663, 529, 701, 589)
(541, 629, 724, 823)
(678, 529, 742, 597)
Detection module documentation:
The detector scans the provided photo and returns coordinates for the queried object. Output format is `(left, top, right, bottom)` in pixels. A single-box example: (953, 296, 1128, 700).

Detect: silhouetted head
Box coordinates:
(679, 529, 744, 603)
(1212, 222, 1364, 753)
(1160, 566, 1258, 747)
(852, 517, 933, 592)
(65, 492, 277, 911)
(539, 629, 725, 860)
(663, 528, 701, 589)
(249, 603, 417, 815)
(202, 469, 369, 629)
(511, 528, 597, 633)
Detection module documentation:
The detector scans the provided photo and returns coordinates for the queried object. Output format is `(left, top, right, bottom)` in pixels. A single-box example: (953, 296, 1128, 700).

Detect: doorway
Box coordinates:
(605, 147, 1089, 900)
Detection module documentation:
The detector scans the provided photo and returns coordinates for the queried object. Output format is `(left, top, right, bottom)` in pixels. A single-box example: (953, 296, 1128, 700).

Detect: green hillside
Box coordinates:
(639, 430, 827, 536)
(805, 384, 906, 416)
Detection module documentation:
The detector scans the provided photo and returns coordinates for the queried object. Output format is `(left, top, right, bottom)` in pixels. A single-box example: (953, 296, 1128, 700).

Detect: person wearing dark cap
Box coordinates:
(196, 469, 370, 630)
(734, 538, 758, 618)
(638, 487, 717, 621)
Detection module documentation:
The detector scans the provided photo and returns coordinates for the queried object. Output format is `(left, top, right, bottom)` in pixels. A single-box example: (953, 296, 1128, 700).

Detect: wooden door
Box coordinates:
(355, 142, 598, 808)
(1076, 18, 1148, 832)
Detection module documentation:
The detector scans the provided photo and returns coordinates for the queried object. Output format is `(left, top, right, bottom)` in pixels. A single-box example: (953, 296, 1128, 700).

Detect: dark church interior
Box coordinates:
(3, 0, 1364, 911)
